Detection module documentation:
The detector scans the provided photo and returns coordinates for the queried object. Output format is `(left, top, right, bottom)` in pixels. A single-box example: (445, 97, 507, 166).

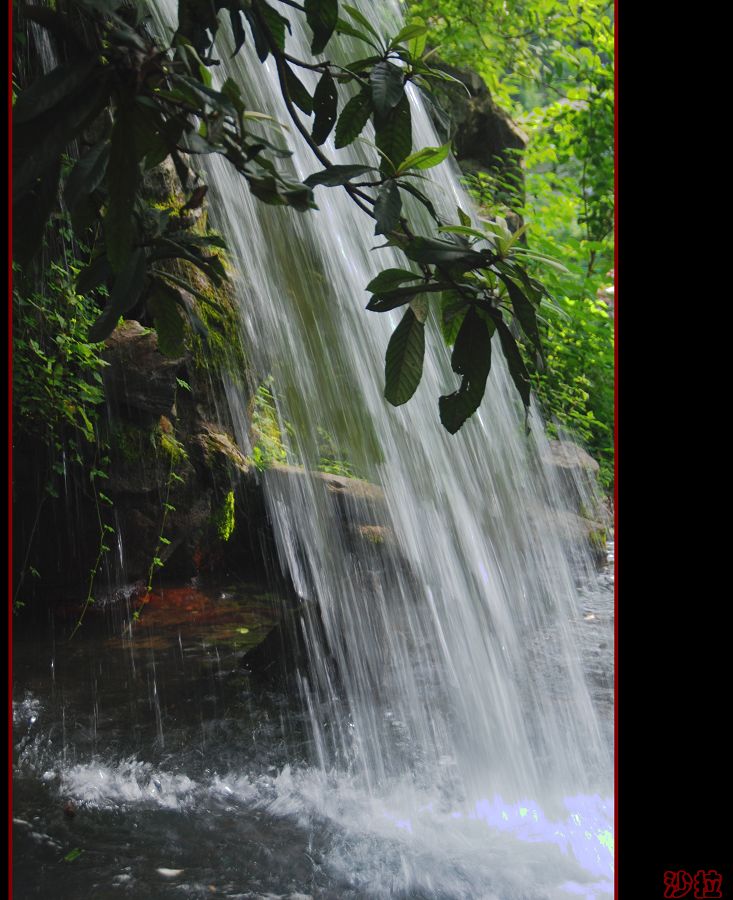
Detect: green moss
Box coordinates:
(248, 380, 289, 471)
(215, 490, 236, 542)
(316, 427, 356, 478)
(157, 418, 188, 464)
(111, 421, 150, 465)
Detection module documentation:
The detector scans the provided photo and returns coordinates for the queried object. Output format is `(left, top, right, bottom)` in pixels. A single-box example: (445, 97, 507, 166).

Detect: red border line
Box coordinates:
(8, 2, 14, 897)
(612, 0, 619, 895)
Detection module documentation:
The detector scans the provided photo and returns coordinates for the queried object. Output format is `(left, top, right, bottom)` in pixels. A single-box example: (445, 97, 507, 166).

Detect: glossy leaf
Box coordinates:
(497, 269, 543, 357)
(374, 180, 402, 235)
(64, 141, 110, 212)
(384, 307, 425, 406)
(397, 180, 441, 223)
(440, 292, 469, 344)
(334, 89, 373, 148)
(397, 143, 450, 172)
(366, 268, 421, 293)
(88, 249, 147, 342)
(370, 61, 404, 116)
(495, 317, 531, 409)
(229, 9, 246, 55)
(389, 23, 428, 50)
(374, 93, 412, 172)
(402, 236, 484, 268)
(439, 306, 493, 433)
(367, 285, 420, 312)
(258, 1, 290, 51)
(284, 64, 313, 115)
(312, 71, 338, 145)
(334, 18, 381, 50)
(304, 164, 374, 187)
(305, 0, 338, 54)
(13, 57, 97, 124)
(105, 101, 141, 271)
(342, 4, 382, 42)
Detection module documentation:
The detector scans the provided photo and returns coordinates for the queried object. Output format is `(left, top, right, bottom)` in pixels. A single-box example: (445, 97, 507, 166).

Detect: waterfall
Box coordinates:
(147, 2, 613, 893)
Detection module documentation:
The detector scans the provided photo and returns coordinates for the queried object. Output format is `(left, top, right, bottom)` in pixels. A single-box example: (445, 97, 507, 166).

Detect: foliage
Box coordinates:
(249, 381, 356, 477)
(13, 257, 107, 449)
(13, 0, 557, 436)
(410, 0, 614, 478)
(12, 248, 118, 617)
(316, 428, 356, 478)
(131, 411, 188, 623)
(249, 380, 288, 471)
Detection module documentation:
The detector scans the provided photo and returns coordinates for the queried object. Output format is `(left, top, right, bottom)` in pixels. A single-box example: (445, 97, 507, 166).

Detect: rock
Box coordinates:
(543, 440, 609, 522)
(103, 321, 185, 423)
(427, 62, 527, 185)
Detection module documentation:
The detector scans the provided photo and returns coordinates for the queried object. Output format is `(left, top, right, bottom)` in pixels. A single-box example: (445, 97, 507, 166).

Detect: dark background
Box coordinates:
(616, 7, 731, 896)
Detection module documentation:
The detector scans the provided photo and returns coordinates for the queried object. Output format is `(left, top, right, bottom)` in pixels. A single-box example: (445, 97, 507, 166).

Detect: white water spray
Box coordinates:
(146, 3, 613, 895)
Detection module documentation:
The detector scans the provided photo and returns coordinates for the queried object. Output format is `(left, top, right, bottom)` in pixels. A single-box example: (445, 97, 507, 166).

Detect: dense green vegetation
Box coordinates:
(13, 0, 613, 485)
(409, 0, 614, 484)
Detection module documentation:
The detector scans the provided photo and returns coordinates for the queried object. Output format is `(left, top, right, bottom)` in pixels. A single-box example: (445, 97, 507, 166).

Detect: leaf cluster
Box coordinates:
(13, 0, 559, 434)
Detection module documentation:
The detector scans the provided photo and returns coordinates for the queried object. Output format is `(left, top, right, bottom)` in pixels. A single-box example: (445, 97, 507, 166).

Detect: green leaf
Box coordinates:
(457, 207, 471, 227)
(88, 249, 147, 342)
(229, 9, 247, 55)
(384, 307, 424, 406)
(403, 236, 484, 268)
(374, 93, 412, 173)
(438, 225, 487, 241)
(496, 268, 543, 357)
(397, 143, 450, 173)
(334, 18, 381, 51)
(64, 848, 84, 863)
(13, 78, 108, 199)
(147, 283, 185, 358)
(312, 71, 338, 145)
(370, 61, 404, 117)
(149, 237, 225, 285)
(439, 306, 493, 433)
(244, 9, 270, 61)
(440, 291, 469, 344)
(495, 317, 531, 409)
(511, 247, 569, 273)
(374, 180, 402, 235)
(305, 0, 338, 54)
(389, 23, 428, 50)
(64, 141, 110, 212)
(14, 57, 97, 124)
(365, 268, 421, 292)
(342, 4, 382, 42)
(334, 89, 373, 148)
(257, 2, 290, 51)
(284, 64, 313, 115)
(397, 180, 441, 223)
(304, 164, 374, 187)
(367, 285, 420, 312)
(105, 101, 141, 271)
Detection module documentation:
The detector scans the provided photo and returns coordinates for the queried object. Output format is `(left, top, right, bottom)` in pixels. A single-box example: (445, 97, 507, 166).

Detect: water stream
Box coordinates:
(13, 3, 614, 897)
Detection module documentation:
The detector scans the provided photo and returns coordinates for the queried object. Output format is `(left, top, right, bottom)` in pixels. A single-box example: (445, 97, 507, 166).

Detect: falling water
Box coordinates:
(13, 3, 614, 897)
(146, 0, 614, 894)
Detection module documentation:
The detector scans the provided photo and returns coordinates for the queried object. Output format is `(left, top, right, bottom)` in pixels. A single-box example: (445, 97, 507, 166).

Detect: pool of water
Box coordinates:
(12, 554, 613, 900)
